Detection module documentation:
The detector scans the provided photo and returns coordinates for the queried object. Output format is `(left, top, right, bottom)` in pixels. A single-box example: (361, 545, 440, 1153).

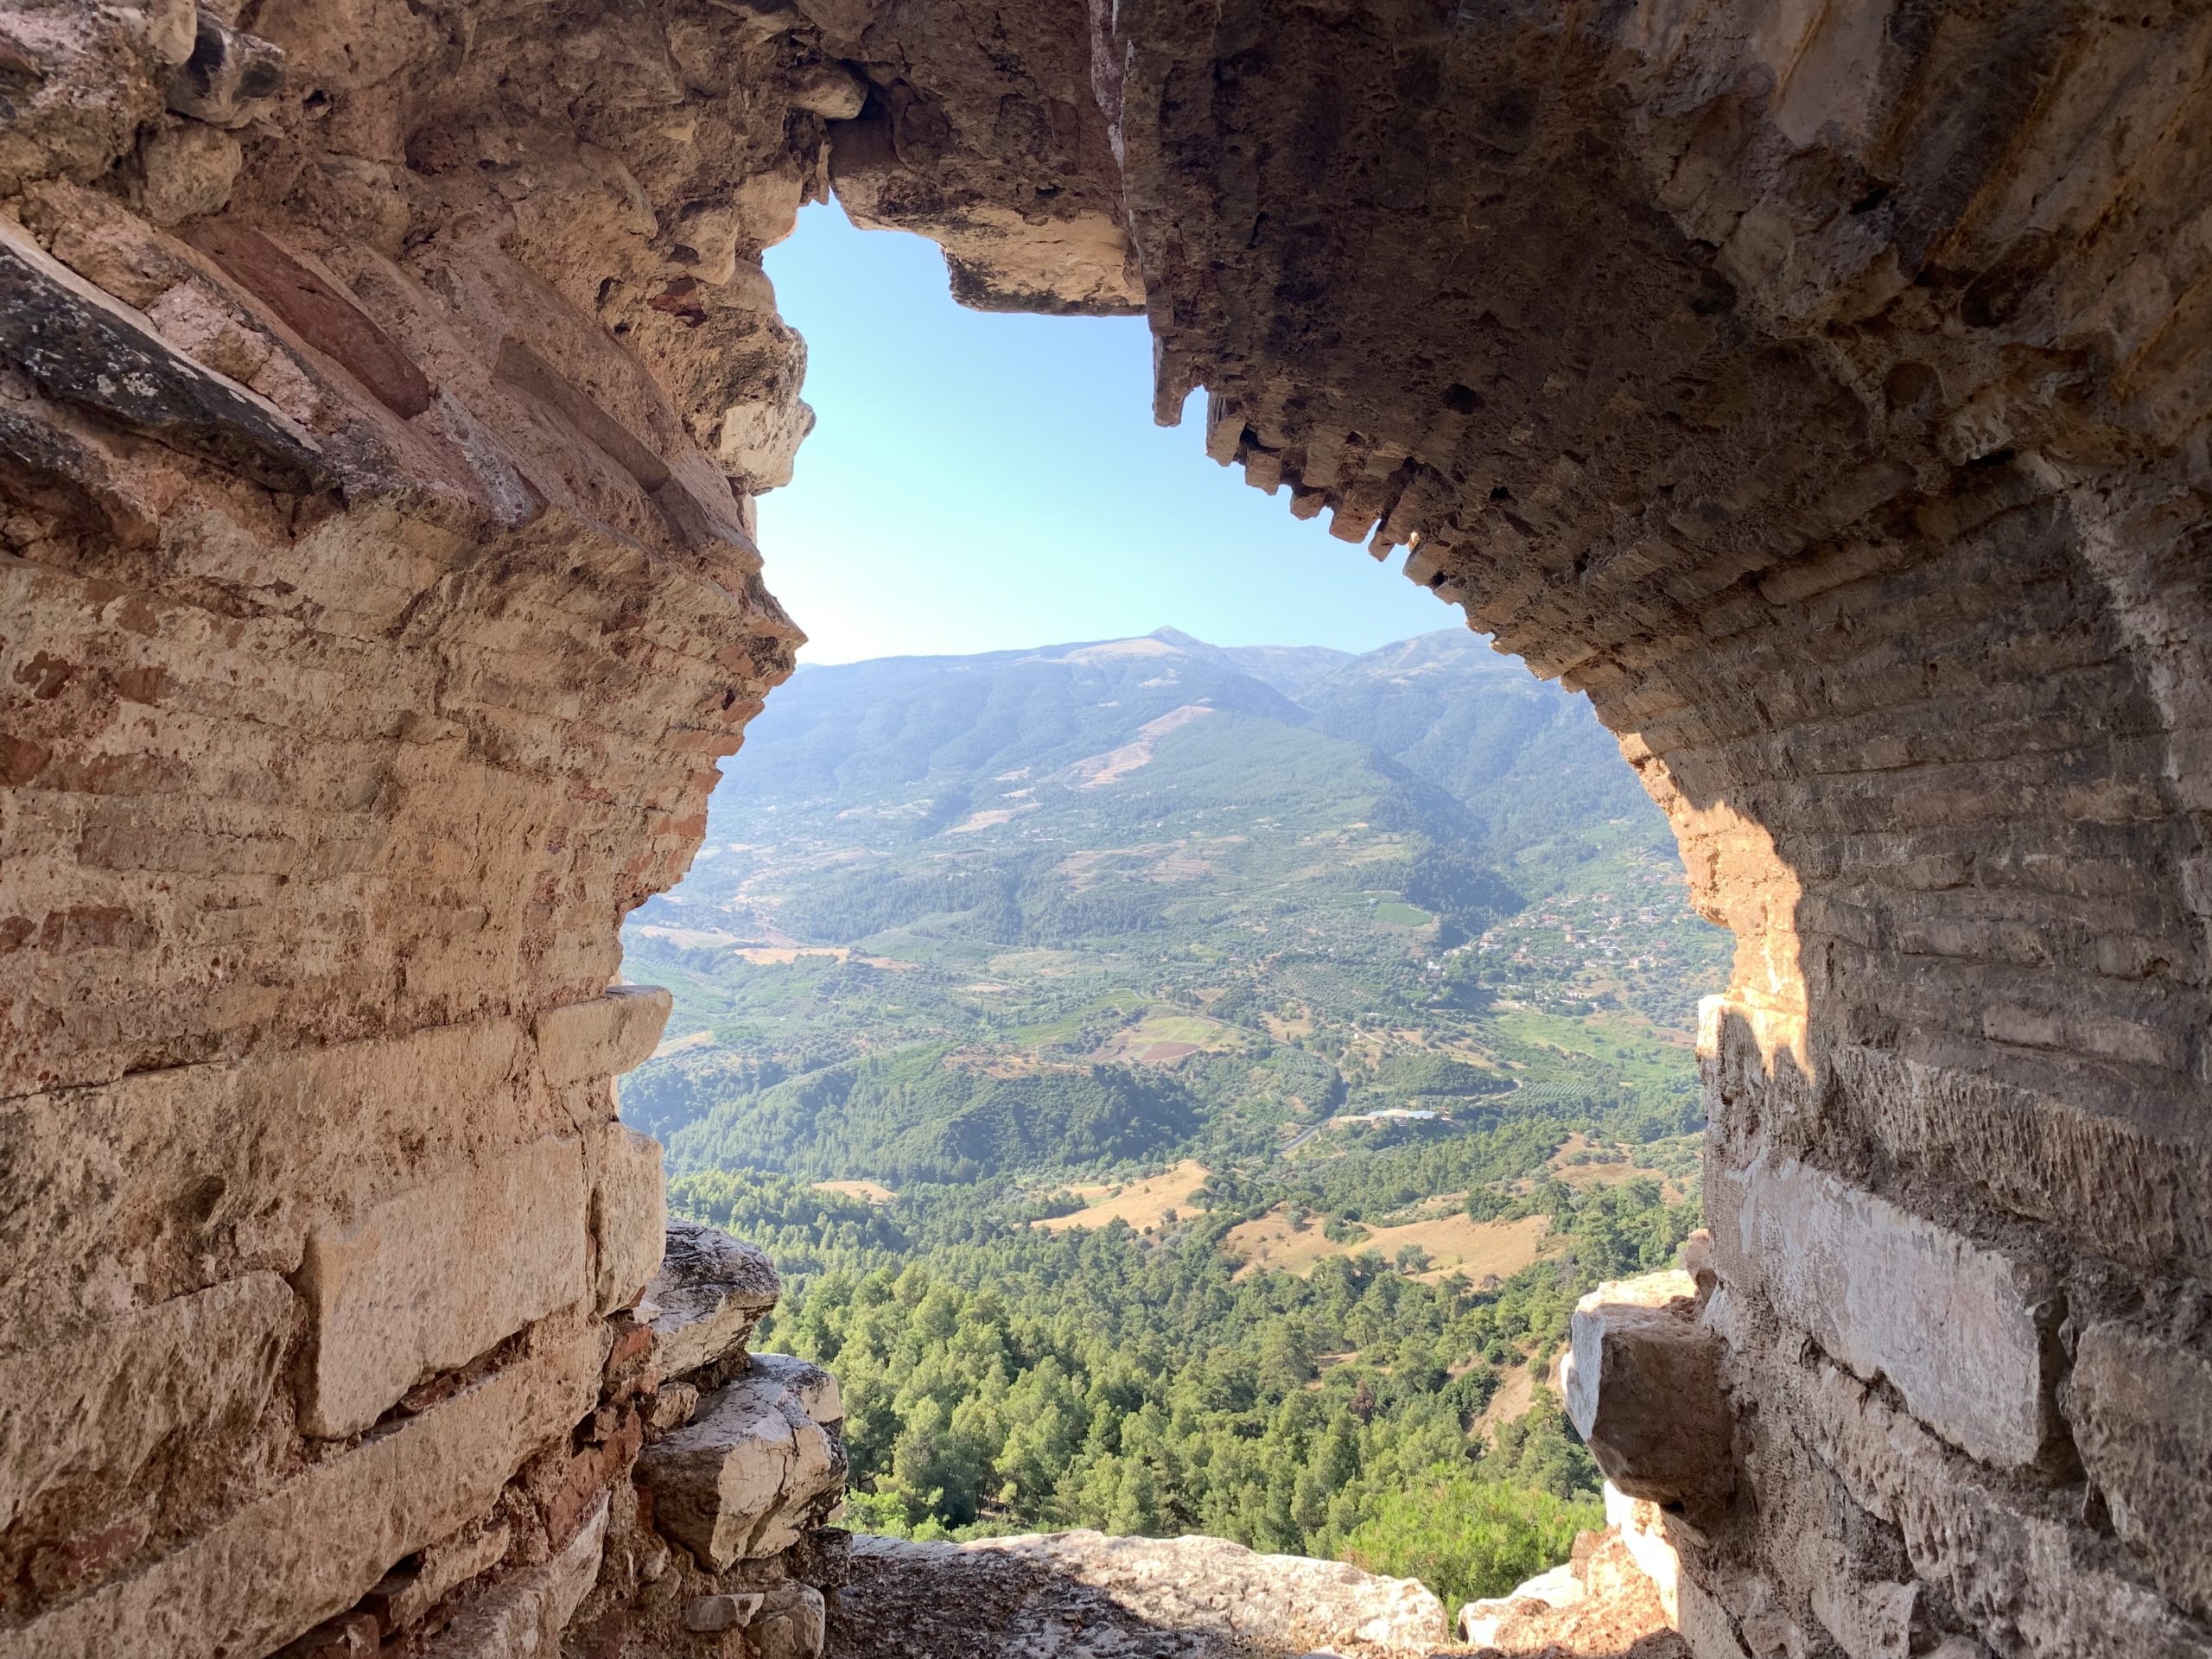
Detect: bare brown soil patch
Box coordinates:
(1067, 703, 1214, 788)
(817, 1179, 898, 1204)
(1224, 1208, 1554, 1281)
(1034, 1160, 1211, 1232)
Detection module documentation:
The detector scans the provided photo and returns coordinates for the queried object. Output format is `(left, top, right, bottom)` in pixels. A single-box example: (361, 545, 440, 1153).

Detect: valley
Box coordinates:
(618, 626, 1729, 1617)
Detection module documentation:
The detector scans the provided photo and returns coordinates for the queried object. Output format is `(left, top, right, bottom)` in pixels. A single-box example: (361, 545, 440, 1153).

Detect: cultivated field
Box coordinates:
(1540, 1132, 1690, 1200)
(816, 1179, 897, 1204)
(1035, 1159, 1212, 1231)
(1224, 1207, 1554, 1282)
(1095, 1013, 1243, 1065)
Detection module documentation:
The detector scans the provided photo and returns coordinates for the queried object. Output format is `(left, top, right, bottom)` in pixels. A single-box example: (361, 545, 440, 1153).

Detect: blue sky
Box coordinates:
(756, 206, 1452, 663)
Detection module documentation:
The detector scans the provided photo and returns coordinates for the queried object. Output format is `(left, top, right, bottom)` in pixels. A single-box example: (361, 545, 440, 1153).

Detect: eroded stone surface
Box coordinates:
(639, 1352, 847, 1570)
(296, 1137, 589, 1438)
(0, 1318, 601, 1659)
(2068, 1323, 2212, 1622)
(421, 1495, 608, 1658)
(0, 1273, 293, 1533)
(4, 2, 2212, 1657)
(1721, 1152, 2055, 1467)
(1458, 1527, 1687, 1659)
(591, 1121, 666, 1315)
(1791, 1346, 2211, 1659)
(829, 1529, 1446, 1657)
(1605, 1482, 1681, 1626)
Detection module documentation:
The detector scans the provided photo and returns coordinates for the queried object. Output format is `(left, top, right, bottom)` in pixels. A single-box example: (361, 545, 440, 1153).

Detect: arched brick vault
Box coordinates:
(0, 0, 2208, 1655)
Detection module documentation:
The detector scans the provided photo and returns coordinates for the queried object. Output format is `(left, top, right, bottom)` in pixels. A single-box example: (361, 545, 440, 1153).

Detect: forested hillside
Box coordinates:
(617, 626, 1729, 1616)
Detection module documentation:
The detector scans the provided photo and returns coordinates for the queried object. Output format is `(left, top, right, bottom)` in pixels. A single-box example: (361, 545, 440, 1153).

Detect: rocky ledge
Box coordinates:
(828, 1529, 1447, 1657)
(1454, 1522, 1685, 1659)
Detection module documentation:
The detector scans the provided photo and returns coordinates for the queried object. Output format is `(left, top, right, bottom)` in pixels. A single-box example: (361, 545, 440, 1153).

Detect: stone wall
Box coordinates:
(1, 0, 2208, 1656)
(0, 0, 841, 1649)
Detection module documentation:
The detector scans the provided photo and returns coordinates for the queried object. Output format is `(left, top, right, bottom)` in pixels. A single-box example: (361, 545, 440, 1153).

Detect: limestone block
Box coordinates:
(638, 1353, 847, 1569)
(182, 222, 430, 417)
(1678, 1573, 1753, 1659)
(0, 1273, 294, 1531)
(1797, 1353, 2212, 1659)
(0, 1320, 601, 1659)
(136, 120, 243, 226)
(297, 1138, 588, 1438)
(1811, 1574, 1918, 1659)
(0, 214, 326, 493)
(591, 1121, 666, 1313)
(1562, 1271, 1733, 1510)
(2068, 1321, 2212, 1618)
(646, 1221, 780, 1380)
(1726, 1151, 2054, 1466)
(787, 60, 866, 119)
(17, 179, 194, 305)
(747, 1581, 825, 1659)
(0, 1015, 544, 1332)
(364, 1519, 510, 1631)
(422, 1495, 608, 1657)
(536, 986, 673, 1086)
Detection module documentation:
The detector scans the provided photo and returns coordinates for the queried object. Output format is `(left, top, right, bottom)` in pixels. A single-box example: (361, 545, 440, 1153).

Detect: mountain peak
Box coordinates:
(1148, 626, 1210, 650)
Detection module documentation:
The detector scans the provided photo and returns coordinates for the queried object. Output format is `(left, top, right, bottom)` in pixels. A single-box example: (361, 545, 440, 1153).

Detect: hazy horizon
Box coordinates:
(781, 620, 1487, 670)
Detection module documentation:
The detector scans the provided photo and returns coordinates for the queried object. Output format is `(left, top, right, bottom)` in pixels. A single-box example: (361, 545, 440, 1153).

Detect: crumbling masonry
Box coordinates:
(0, 0, 2207, 1656)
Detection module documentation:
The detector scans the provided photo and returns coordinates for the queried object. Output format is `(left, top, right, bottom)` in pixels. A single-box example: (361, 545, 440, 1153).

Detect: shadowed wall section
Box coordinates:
(0, 0, 2206, 1655)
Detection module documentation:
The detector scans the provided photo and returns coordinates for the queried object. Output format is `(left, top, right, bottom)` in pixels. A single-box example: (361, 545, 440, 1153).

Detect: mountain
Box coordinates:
(620, 626, 1726, 1183)
(1147, 626, 1355, 700)
(1294, 631, 1654, 853)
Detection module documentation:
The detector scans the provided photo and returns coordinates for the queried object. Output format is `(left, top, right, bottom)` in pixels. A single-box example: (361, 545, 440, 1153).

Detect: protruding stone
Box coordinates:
(650, 1380, 702, 1431)
(535, 986, 674, 1086)
(162, 14, 285, 127)
(637, 1353, 846, 1569)
(747, 1581, 826, 1659)
(296, 1138, 588, 1438)
(136, 120, 242, 225)
(138, 0, 197, 64)
(647, 1220, 780, 1379)
(0, 214, 326, 493)
(1562, 1270, 1733, 1511)
(182, 222, 434, 418)
(787, 60, 866, 119)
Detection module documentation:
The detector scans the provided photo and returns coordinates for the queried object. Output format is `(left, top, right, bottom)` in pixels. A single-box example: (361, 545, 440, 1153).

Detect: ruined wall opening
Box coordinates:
(618, 195, 1731, 1633)
(0, 0, 2207, 1656)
